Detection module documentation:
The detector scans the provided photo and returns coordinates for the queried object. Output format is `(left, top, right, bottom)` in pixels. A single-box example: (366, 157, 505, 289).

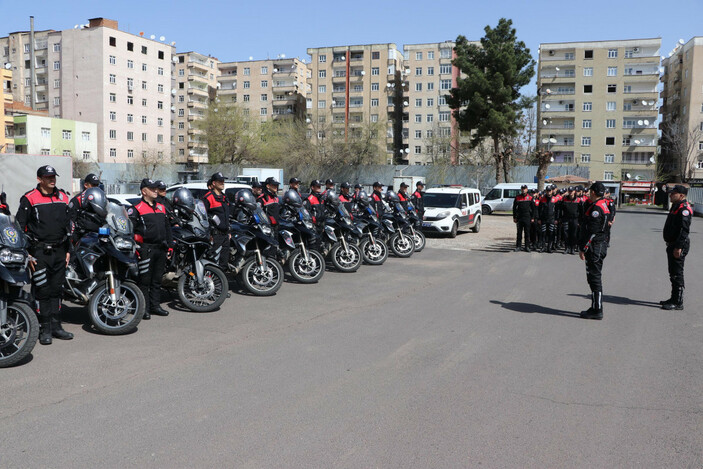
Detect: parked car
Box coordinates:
(107, 194, 142, 207)
(481, 183, 537, 214)
(421, 187, 482, 238)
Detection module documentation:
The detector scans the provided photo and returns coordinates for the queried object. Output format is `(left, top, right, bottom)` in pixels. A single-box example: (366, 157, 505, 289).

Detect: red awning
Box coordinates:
(621, 181, 653, 193)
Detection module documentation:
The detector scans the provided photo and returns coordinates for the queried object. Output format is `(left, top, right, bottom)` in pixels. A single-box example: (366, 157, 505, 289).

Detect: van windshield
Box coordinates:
(424, 193, 460, 208)
(484, 189, 502, 200)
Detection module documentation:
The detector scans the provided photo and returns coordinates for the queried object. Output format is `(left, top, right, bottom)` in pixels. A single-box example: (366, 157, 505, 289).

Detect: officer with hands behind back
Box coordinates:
(578, 182, 610, 320)
(661, 185, 692, 310)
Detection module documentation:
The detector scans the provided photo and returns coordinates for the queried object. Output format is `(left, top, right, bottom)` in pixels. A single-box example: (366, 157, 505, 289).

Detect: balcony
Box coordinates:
(272, 96, 297, 105)
(540, 49, 575, 62)
(622, 152, 655, 165)
(623, 98, 658, 113)
(187, 99, 207, 108)
(187, 76, 208, 86)
(623, 65, 660, 77)
(332, 87, 346, 95)
(540, 68, 576, 79)
(623, 117, 657, 130)
(540, 119, 575, 130)
(187, 85, 208, 96)
(622, 137, 657, 147)
(541, 100, 575, 113)
(548, 135, 575, 147)
(624, 47, 661, 60)
(188, 57, 210, 71)
(540, 85, 575, 96)
(34, 40, 48, 50)
(273, 82, 298, 93)
(551, 151, 575, 163)
(624, 84, 658, 95)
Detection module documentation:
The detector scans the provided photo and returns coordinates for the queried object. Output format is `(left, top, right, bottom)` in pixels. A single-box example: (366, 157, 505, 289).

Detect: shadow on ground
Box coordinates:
(490, 300, 581, 318)
(566, 293, 661, 308)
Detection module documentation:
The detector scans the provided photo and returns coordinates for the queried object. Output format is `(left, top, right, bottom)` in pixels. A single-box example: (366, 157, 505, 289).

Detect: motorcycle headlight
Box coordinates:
(0, 248, 25, 264)
(303, 220, 314, 229)
(260, 225, 272, 236)
(437, 210, 450, 219)
(382, 219, 395, 232)
(114, 237, 135, 251)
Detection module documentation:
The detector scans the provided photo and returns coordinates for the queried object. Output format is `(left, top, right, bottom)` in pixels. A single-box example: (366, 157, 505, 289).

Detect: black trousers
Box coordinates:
(565, 218, 579, 248)
(211, 232, 231, 271)
(585, 241, 607, 292)
(31, 245, 67, 320)
(540, 221, 555, 248)
(516, 219, 531, 248)
(666, 239, 689, 289)
(530, 221, 540, 247)
(138, 244, 167, 312)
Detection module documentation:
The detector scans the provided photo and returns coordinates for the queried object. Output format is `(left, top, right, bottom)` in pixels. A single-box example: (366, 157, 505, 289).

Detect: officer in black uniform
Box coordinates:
(539, 185, 557, 253)
(578, 182, 610, 320)
(604, 189, 616, 247)
(397, 182, 410, 210)
(304, 180, 325, 226)
(322, 179, 335, 198)
(561, 187, 581, 255)
(155, 180, 176, 223)
(68, 173, 100, 236)
(0, 192, 9, 215)
(258, 177, 281, 226)
(352, 183, 362, 203)
(251, 180, 263, 200)
(412, 182, 426, 219)
(128, 178, 173, 320)
(202, 172, 231, 271)
(289, 177, 301, 195)
(16, 165, 73, 344)
(512, 184, 534, 252)
(339, 182, 354, 212)
(661, 185, 692, 310)
(370, 182, 386, 217)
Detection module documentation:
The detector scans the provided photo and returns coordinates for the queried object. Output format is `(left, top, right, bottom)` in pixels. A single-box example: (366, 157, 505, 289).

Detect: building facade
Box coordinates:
(173, 51, 220, 165)
(12, 114, 98, 160)
(660, 37, 703, 182)
(1, 68, 13, 152)
(306, 44, 404, 163)
(537, 38, 661, 182)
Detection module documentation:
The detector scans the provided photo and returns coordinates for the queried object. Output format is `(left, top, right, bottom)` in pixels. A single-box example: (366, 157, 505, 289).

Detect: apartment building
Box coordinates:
(173, 51, 220, 165)
(660, 37, 703, 182)
(306, 44, 404, 163)
(1, 68, 12, 152)
(403, 41, 463, 165)
(12, 114, 97, 160)
(537, 38, 661, 182)
(217, 57, 308, 125)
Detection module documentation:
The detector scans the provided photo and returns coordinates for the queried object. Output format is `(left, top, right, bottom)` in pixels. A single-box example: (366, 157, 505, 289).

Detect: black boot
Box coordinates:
(142, 310, 151, 320)
(514, 245, 521, 252)
(580, 291, 603, 320)
(659, 286, 676, 306)
(151, 306, 169, 317)
(662, 287, 684, 310)
(39, 316, 52, 345)
(51, 317, 74, 340)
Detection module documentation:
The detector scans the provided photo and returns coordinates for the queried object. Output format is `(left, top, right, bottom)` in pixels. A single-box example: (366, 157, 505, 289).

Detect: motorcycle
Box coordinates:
(0, 214, 38, 368)
(228, 206, 284, 296)
(353, 204, 390, 266)
(65, 202, 145, 335)
(384, 202, 416, 258)
(320, 203, 363, 273)
(278, 206, 326, 283)
(166, 200, 228, 312)
(406, 201, 426, 252)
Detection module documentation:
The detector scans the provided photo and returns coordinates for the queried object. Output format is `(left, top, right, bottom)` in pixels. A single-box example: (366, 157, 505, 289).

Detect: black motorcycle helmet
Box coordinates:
(282, 189, 303, 208)
(235, 189, 258, 211)
(82, 187, 108, 218)
(356, 190, 370, 207)
(325, 190, 340, 207)
(385, 190, 399, 203)
(172, 187, 195, 215)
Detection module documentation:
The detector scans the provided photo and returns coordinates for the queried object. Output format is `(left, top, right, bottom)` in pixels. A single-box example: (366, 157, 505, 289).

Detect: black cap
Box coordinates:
(354, 183, 362, 189)
(372, 181, 382, 188)
(211, 172, 225, 182)
(310, 179, 322, 188)
(37, 165, 59, 177)
(399, 182, 409, 188)
(669, 184, 688, 195)
(84, 173, 100, 186)
(251, 181, 262, 188)
(140, 178, 159, 190)
(568, 186, 574, 191)
(155, 180, 167, 190)
(416, 181, 425, 187)
(289, 177, 301, 184)
(521, 184, 528, 189)
(325, 178, 334, 185)
(589, 182, 606, 196)
(340, 182, 350, 189)
(264, 176, 280, 186)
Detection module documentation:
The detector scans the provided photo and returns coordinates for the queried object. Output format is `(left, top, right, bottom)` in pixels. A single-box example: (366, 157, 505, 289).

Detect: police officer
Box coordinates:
(578, 182, 610, 320)
(530, 189, 540, 249)
(68, 173, 101, 237)
(339, 182, 354, 212)
(0, 192, 9, 215)
(561, 187, 581, 255)
(661, 185, 692, 310)
(322, 179, 335, 198)
(512, 184, 534, 252)
(289, 177, 301, 195)
(304, 180, 325, 226)
(251, 180, 263, 199)
(539, 185, 558, 253)
(16, 165, 72, 344)
(397, 182, 410, 210)
(128, 178, 173, 320)
(411, 181, 425, 219)
(604, 189, 616, 247)
(352, 183, 362, 203)
(370, 181, 385, 217)
(202, 172, 231, 271)
(258, 177, 281, 226)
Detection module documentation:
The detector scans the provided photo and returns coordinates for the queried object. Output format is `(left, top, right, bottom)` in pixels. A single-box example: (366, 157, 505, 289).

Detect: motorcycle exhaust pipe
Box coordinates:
(66, 278, 89, 304)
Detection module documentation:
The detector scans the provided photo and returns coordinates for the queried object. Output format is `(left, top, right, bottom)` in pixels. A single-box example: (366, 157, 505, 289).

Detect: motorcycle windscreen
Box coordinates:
(105, 202, 133, 235)
(191, 200, 210, 235)
(252, 207, 271, 227)
(407, 201, 415, 211)
(298, 207, 313, 222)
(338, 205, 351, 219)
(0, 214, 28, 249)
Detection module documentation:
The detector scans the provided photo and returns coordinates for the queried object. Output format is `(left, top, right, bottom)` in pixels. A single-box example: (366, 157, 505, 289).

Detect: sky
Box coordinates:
(3, 0, 702, 67)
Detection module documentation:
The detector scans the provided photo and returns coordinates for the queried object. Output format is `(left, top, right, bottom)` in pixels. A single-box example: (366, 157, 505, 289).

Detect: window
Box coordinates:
(53, 97, 60, 106)
(584, 50, 593, 59)
(141, 80, 147, 90)
(605, 137, 615, 146)
(415, 146, 422, 154)
(127, 131, 134, 141)
(52, 43, 61, 52)
(370, 114, 378, 123)
(62, 130, 72, 140)
(583, 67, 593, 77)
(428, 51, 435, 60)
(62, 150, 71, 157)
(109, 148, 117, 158)
(126, 41, 133, 51)
(178, 122, 184, 129)
(53, 61, 60, 70)
(623, 85, 632, 94)
(582, 119, 592, 128)
(606, 119, 616, 129)
(127, 96, 133, 105)
(438, 96, 447, 106)
(140, 98, 147, 107)
(427, 98, 434, 107)
(583, 84, 593, 93)
(581, 136, 591, 146)
(109, 111, 116, 121)
(127, 78, 134, 89)
(318, 85, 326, 93)
(142, 63, 147, 72)
(243, 81, 250, 89)
(318, 100, 326, 109)
(439, 111, 450, 122)
(40, 127, 50, 138)
(415, 114, 422, 123)
(109, 93, 116, 103)
(40, 149, 50, 155)
(370, 98, 379, 106)
(260, 108, 267, 116)
(109, 36, 116, 47)
(440, 79, 451, 90)
(260, 94, 267, 101)
(127, 150, 134, 159)
(261, 80, 268, 88)
(127, 113, 134, 122)
(581, 153, 591, 163)
(53, 79, 61, 89)
(426, 114, 434, 123)
(414, 130, 422, 138)
(623, 103, 632, 111)
(440, 64, 452, 75)
(371, 67, 379, 76)
(109, 55, 116, 65)
(415, 52, 423, 60)
(608, 49, 618, 58)
(426, 130, 434, 138)
(141, 115, 147, 124)
(157, 117, 163, 127)
(583, 102, 592, 112)
(157, 67, 164, 76)
(141, 45, 147, 55)
(699, 141, 703, 151)
(607, 66, 617, 76)
(157, 134, 163, 143)
(440, 48, 451, 59)
(243, 94, 250, 102)
(319, 55, 326, 63)
(424, 66, 433, 76)
(178, 69, 184, 77)
(415, 67, 422, 76)
(371, 51, 380, 60)
(243, 67, 250, 75)
(127, 59, 134, 69)
(413, 98, 421, 107)
(607, 84, 617, 93)
(606, 101, 616, 111)
(371, 83, 379, 91)
(623, 119, 636, 128)
(415, 83, 422, 92)
(157, 84, 164, 93)
(157, 100, 163, 109)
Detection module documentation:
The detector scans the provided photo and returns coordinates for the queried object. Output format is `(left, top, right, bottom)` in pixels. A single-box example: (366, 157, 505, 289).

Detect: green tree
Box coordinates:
(448, 18, 536, 183)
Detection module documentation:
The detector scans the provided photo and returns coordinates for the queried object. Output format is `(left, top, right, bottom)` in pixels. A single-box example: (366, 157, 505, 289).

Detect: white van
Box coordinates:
(421, 187, 482, 237)
(481, 183, 537, 214)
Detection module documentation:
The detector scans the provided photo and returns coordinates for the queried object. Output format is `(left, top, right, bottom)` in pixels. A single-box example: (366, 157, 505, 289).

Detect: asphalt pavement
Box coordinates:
(1, 209, 701, 468)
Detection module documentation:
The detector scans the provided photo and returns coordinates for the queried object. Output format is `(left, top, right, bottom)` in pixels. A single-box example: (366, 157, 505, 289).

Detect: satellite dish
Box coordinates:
(150, 35, 156, 40)
(550, 157, 555, 162)
(635, 175, 642, 181)
(403, 101, 409, 106)
(679, 39, 685, 45)
(249, 56, 253, 60)
(171, 41, 176, 46)
(281, 54, 286, 58)
(649, 100, 655, 106)
(545, 88, 551, 94)
(544, 104, 551, 109)
(160, 36, 165, 42)
(171, 106, 175, 111)
(542, 138, 549, 144)
(386, 83, 392, 88)
(542, 120, 548, 125)
(360, 70, 366, 75)
(644, 119, 650, 125)
(4, 63, 11, 70)
(74, 25, 79, 29)
(305, 118, 311, 123)
(340, 56, 346, 61)
(555, 66, 560, 71)
(668, 52, 673, 57)
(634, 140, 641, 144)
(215, 83, 221, 88)
(171, 89, 176, 94)
(172, 56, 178, 63)
(626, 173, 631, 179)
(650, 156, 655, 163)
(549, 138, 557, 144)
(641, 100, 647, 105)
(637, 120, 644, 125)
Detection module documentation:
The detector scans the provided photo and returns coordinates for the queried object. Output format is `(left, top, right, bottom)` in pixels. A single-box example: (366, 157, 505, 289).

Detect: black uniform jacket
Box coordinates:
(663, 200, 692, 249)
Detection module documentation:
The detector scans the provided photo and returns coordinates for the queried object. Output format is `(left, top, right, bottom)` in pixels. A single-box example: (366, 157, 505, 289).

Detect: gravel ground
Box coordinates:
(424, 211, 517, 252)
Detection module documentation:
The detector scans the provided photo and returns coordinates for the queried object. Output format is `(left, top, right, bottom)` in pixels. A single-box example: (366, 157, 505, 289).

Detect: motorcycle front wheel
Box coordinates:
(287, 248, 325, 284)
(413, 230, 426, 252)
(239, 257, 284, 296)
(177, 265, 229, 312)
(88, 280, 145, 335)
(0, 302, 39, 368)
(390, 233, 415, 258)
(330, 243, 362, 272)
(360, 238, 388, 265)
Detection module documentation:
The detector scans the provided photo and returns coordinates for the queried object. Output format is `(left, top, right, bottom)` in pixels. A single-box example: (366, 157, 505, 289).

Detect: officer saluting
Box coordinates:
(661, 185, 692, 310)
(16, 165, 73, 344)
(128, 179, 173, 320)
(578, 182, 610, 320)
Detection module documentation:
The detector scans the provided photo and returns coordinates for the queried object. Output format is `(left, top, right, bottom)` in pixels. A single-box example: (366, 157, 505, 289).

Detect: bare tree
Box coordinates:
(197, 102, 262, 165)
(661, 117, 703, 182)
